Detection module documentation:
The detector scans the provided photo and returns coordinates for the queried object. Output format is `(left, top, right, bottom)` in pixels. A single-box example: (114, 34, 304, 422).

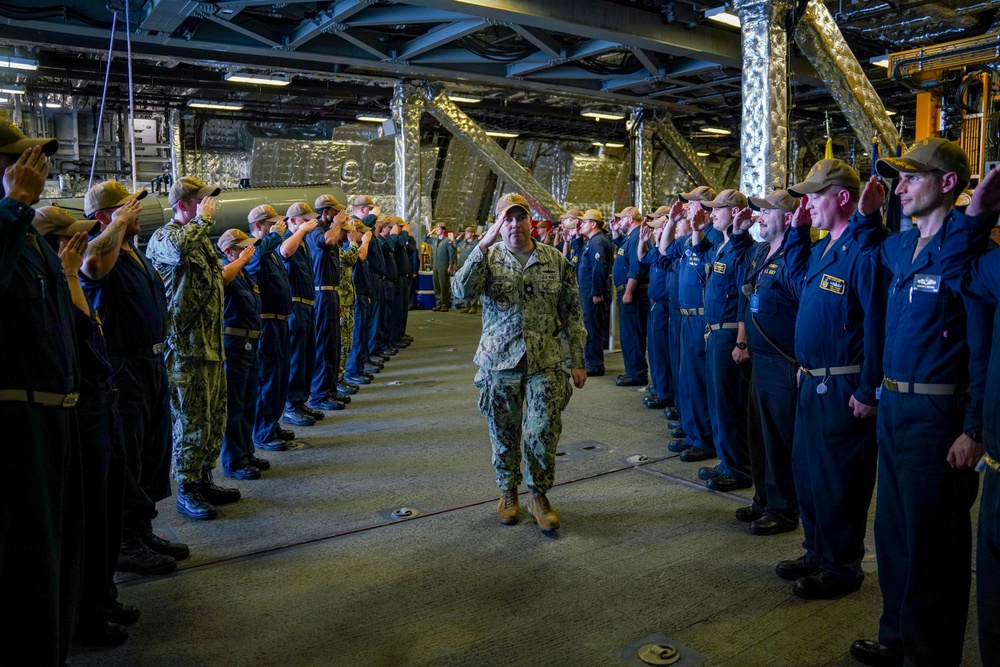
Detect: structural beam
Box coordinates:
(422, 84, 564, 219)
(396, 19, 489, 60)
(631, 109, 654, 213)
(392, 82, 424, 227)
(139, 0, 202, 34)
(793, 0, 898, 156)
(653, 118, 718, 190)
(735, 0, 790, 196)
(285, 0, 372, 50)
(508, 24, 562, 59)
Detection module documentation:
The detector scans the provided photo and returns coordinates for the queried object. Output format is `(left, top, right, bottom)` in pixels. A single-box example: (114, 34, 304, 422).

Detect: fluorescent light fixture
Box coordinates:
(485, 130, 519, 138)
(696, 151, 711, 157)
(705, 6, 741, 28)
(885, 109, 897, 116)
(0, 56, 37, 71)
(356, 114, 389, 122)
(0, 85, 25, 95)
(581, 110, 626, 121)
(225, 72, 290, 86)
(187, 99, 244, 111)
(45, 101, 61, 109)
(870, 55, 889, 68)
(604, 142, 625, 148)
(700, 126, 731, 135)
(592, 141, 604, 146)
(447, 94, 481, 103)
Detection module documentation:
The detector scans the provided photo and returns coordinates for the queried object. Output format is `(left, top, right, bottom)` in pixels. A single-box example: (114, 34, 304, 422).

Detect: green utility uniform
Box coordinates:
(338, 241, 359, 383)
(426, 234, 456, 309)
(453, 241, 586, 492)
(146, 214, 226, 485)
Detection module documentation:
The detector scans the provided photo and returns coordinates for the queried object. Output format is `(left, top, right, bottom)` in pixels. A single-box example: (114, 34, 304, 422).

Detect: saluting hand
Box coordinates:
(273, 219, 288, 237)
(690, 205, 711, 232)
(967, 166, 1000, 217)
(790, 198, 813, 228)
(334, 209, 349, 225)
(669, 199, 684, 224)
(362, 230, 372, 243)
(639, 223, 653, 244)
(197, 195, 217, 220)
(58, 232, 89, 276)
(479, 217, 504, 250)
(733, 206, 754, 233)
(300, 219, 319, 234)
(112, 198, 142, 228)
(3, 145, 49, 206)
(858, 175, 887, 217)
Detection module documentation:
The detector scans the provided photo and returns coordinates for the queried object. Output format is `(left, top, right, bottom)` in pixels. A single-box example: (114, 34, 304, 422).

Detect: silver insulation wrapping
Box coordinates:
(736, 0, 789, 196)
(653, 118, 718, 190)
(794, 0, 899, 154)
(422, 84, 564, 220)
(433, 138, 493, 228)
(631, 109, 654, 213)
(168, 108, 182, 183)
(392, 82, 424, 228)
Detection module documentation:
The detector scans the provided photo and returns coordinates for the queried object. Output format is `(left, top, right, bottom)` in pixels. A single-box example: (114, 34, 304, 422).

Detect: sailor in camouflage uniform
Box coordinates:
(337, 219, 367, 393)
(146, 177, 240, 521)
(454, 226, 478, 313)
(453, 193, 587, 531)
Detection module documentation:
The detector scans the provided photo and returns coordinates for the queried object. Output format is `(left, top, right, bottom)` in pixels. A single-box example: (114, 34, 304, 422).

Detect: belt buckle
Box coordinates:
(883, 378, 898, 392)
(152, 343, 164, 355)
(62, 392, 79, 408)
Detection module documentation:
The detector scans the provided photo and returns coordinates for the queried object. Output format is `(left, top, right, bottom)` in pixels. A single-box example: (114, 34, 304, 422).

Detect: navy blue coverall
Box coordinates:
(613, 225, 650, 382)
(578, 230, 614, 373)
(281, 229, 315, 409)
(641, 238, 675, 404)
(306, 225, 341, 404)
(220, 265, 261, 472)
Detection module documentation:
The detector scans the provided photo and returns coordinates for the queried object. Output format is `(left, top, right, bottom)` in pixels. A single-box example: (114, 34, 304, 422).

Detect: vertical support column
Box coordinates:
(736, 0, 791, 195)
(391, 81, 424, 228)
(630, 108, 653, 211)
(168, 108, 182, 183)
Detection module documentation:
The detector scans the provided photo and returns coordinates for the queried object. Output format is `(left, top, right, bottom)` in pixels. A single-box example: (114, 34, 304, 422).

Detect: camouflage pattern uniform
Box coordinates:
(338, 241, 359, 383)
(455, 237, 477, 310)
(146, 214, 226, 485)
(453, 241, 586, 492)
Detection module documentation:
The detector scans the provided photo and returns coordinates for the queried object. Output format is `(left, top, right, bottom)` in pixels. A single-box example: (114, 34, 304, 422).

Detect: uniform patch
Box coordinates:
(495, 294, 512, 311)
(713, 261, 727, 274)
(819, 273, 846, 295)
(616, 248, 625, 256)
(912, 273, 941, 293)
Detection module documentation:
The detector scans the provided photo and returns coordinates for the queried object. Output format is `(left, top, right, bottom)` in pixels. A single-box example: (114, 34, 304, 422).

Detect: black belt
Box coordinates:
(0, 389, 79, 408)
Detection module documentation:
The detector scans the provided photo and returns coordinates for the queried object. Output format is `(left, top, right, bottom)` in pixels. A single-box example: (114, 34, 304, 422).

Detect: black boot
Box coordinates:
(177, 482, 217, 520)
(199, 469, 241, 506)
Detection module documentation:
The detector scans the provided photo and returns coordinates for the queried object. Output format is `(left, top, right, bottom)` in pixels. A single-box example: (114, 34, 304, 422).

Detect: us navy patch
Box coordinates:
(713, 261, 727, 274)
(820, 274, 846, 295)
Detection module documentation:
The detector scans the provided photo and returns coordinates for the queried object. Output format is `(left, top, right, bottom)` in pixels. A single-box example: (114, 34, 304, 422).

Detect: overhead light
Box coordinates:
(700, 126, 731, 135)
(187, 99, 244, 110)
(885, 109, 897, 116)
(45, 101, 61, 109)
(604, 142, 625, 148)
(485, 130, 519, 138)
(356, 114, 389, 122)
(592, 141, 604, 146)
(0, 56, 37, 71)
(582, 110, 626, 121)
(870, 55, 889, 68)
(696, 151, 711, 157)
(447, 94, 481, 103)
(225, 72, 290, 86)
(705, 6, 741, 28)
(0, 85, 25, 95)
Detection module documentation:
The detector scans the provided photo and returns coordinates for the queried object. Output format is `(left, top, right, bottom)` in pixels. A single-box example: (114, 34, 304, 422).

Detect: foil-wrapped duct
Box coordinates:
(653, 118, 718, 191)
(391, 82, 423, 229)
(422, 84, 564, 220)
(794, 0, 899, 156)
(168, 109, 182, 182)
(736, 0, 790, 196)
(433, 138, 493, 228)
(631, 109, 654, 213)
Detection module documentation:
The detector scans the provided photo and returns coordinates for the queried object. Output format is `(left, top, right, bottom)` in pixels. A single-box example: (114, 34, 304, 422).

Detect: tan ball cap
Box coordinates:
(748, 190, 798, 213)
(33, 206, 100, 237)
(788, 159, 861, 197)
(84, 180, 148, 217)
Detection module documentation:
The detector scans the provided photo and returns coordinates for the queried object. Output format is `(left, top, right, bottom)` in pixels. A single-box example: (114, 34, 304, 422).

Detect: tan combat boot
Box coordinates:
(528, 489, 560, 530)
(497, 488, 520, 525)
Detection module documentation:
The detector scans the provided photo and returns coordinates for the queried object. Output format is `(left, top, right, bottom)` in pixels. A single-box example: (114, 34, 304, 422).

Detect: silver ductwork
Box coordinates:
(736, 0, 790, 196)
(168, 108, 182, 183)
(391, 82, 423, 230)
(422, 84, 564, 220)
(794, 0, 899, 156)
(631, 108, 653, 213)
(653, 117, 718, 191)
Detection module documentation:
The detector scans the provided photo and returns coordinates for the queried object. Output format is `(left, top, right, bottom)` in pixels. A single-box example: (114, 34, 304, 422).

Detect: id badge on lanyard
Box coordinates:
(750, 293, 760, 313)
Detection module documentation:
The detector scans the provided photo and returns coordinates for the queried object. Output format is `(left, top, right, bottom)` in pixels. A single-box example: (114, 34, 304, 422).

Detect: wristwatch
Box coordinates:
(735, 342, 747, 350)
